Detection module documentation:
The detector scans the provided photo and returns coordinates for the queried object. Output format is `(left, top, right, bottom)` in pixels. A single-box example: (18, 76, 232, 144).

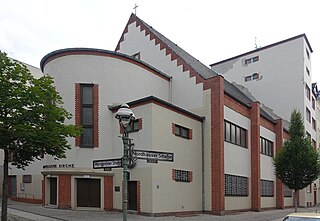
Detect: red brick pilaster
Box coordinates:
(42, 177, 45, 205)
(58, 175, 71, 209)
(75, 83, 81, 146)
(172, 123, 176, 135)
(250, 102, 261, 211)
(137, 181, 141, 214)
(188, 129, 193, 140)
(172, 169, 176, 180)
(104, 176, 113, 210)
(138, 118, 143, 130)
(275, 119, 284, 209)
(208, 76, 225, 215)
(93, 84, 99, 147)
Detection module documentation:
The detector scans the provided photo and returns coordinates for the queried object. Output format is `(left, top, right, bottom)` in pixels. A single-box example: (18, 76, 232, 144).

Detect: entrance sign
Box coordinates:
(93, 158, 122, 169)
(132, 149, 174, 162)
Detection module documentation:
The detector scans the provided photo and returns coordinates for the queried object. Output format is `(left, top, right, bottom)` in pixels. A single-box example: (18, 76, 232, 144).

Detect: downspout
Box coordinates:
(201, 117, 206, 212)
(169, 76, 173, 103)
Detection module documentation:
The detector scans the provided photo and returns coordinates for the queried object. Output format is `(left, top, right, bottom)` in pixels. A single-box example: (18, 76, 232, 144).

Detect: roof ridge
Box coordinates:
(210, 33, 312, 67)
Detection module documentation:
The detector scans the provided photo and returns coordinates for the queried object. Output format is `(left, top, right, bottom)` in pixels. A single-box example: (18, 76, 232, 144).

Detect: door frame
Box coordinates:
(72, 176, 104, 210)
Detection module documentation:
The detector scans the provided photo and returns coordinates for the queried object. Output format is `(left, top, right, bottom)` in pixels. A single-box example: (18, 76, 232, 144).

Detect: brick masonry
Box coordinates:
(58, 175, 71, 209)
(250, 102, 261, 211)
(209, 76, 225, 215)
(104, 176, 113, 210)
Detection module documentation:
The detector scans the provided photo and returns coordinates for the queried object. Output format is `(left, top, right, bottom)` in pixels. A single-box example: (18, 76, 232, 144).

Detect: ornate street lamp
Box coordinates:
(115, 104, 135, 221)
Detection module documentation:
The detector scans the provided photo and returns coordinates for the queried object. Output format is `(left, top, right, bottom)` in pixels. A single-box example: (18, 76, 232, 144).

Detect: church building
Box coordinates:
(8, 13, 298, 216)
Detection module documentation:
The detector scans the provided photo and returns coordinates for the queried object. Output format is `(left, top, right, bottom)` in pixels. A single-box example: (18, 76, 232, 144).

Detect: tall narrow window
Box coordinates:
(312, 97, 315, 110)
(75, 83, 99, 148)
(305, 84, 311, 100)
(260, 137, 274, 157)
(306, 107, 311, 123)
(312, 118, 316, 131)
(81, 85, 94, 147)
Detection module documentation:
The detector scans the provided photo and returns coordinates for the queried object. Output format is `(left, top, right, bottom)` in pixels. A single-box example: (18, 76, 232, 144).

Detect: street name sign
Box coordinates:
(132, 149, 174, 162)
(93, 158, 122, 169)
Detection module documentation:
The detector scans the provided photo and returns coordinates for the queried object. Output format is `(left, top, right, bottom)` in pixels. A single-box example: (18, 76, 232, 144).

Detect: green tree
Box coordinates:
(0, 51, 79, 221)
(274, 110, 320, 212)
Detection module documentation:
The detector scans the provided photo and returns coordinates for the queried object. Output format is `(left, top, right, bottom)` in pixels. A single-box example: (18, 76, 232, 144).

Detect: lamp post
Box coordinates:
(115, 104, 135, 221)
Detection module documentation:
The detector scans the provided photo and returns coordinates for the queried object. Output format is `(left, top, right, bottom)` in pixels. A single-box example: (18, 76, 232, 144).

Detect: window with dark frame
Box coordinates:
(306, 107, 311, 123)
(225, 174, 248, 196)
(244, 56, 259, 65)
(244, 73, 260, 82)
(80, 84, 94, 148)
(260, 137, 274, 157)
(306, 67, 310, 76)
(312, 118, 316, 131)
(174, 124, 191, 140)
(261, 179, 274, 197)
(312, 97, 316, 110)
(224, 120, 247, 148)
(306, 84, 311, 100)
(306, 49, 310, 60)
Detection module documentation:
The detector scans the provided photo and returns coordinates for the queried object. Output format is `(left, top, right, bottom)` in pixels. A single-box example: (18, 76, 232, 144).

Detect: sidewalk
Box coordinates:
(8, 208, 61, 221)
(3, 199, 320, 221)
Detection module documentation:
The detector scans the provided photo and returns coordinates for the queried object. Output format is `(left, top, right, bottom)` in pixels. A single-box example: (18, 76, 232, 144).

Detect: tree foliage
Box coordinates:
(274, 110, 320, 211)
(0, 50, 79, 221)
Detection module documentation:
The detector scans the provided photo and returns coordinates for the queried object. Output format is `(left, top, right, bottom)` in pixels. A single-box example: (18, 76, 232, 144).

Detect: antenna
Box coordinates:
(254, 37, 258, 49)
(133, 3, 138, 15)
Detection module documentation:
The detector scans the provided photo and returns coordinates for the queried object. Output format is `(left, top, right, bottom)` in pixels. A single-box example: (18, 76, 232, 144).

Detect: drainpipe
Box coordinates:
(201, 117, 205, 212)
(169, 77, 173, 103)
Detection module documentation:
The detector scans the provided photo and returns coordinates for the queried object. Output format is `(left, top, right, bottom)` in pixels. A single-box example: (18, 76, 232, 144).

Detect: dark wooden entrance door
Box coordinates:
(9, 176, 17, 197)
(128, 181, 137, 210)
(77, 178, 101, 208)
(49, 177, 57, 205)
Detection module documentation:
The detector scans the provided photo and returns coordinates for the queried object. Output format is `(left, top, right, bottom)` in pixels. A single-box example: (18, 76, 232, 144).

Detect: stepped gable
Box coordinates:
(115, 13, 280, 124)
(115, 13, 218, 82)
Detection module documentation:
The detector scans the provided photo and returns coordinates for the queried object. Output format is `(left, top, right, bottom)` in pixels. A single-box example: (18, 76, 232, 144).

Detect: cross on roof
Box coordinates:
(133, 3, 138, 15)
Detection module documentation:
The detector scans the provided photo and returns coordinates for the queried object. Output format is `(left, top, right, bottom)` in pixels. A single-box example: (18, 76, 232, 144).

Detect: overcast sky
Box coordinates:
(1, 0, 320, 84)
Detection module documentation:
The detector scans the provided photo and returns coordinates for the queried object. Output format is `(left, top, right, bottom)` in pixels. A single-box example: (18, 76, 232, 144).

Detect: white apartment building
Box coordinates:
(210, 34, 318, 207)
